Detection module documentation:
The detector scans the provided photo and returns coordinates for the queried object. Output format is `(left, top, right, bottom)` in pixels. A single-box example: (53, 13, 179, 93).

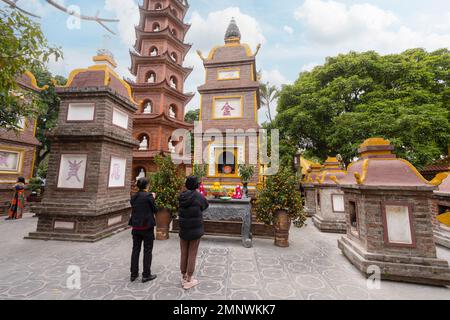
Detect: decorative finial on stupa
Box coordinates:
(93, 49, 117, 69)
(225, 17, 241, 44)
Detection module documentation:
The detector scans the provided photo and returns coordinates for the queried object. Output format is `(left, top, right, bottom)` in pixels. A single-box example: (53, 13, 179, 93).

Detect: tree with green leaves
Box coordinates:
(0, 7, 62, 129)
(275, 49, 450, 169)
(260, 82, 280, 123)
(150, 155, 184, 215)
(184, 108, 200, 124)
(32, 67, 66, 175)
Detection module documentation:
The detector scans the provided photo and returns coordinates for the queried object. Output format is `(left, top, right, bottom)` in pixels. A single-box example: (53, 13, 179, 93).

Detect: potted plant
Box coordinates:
(150, 155, 184, 240)
(255, 167, 306, 247)
(238, 164, 255, 198)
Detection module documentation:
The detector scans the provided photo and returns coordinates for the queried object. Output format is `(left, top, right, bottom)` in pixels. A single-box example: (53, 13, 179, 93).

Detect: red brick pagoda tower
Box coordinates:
(128, 0, 194, 179)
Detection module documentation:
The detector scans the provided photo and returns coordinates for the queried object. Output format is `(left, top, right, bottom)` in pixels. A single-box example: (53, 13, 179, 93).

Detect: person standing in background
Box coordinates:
(178, 176, 209, 289)
(5, 177, 26, 220)
(129, 177, 158, 283)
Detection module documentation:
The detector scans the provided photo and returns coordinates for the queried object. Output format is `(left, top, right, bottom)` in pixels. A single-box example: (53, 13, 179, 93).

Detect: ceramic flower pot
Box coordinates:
(155, 209, 172, 240)
(274, 210, 291, 247)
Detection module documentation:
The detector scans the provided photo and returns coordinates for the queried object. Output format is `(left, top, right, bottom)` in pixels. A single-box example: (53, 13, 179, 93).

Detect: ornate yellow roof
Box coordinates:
(60, 53, 136, 104)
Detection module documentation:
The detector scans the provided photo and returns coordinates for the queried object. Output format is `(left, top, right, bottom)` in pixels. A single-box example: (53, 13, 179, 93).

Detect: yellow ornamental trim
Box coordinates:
(61, 65, 137, 105)
(430, 172, 449, 186)
(360, 137, 391, 148)
(437, 212, 450, 227)
(24, 71, 49, 91)
(206, 43, 254, 61)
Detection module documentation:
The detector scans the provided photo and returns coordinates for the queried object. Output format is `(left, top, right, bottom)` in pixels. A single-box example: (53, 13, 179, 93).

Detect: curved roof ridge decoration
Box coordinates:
(434, 172, 450, 193)
(22, 71, 49, 91)
(317, 156, 347, 185)
(60, 54, 137, 105)
(340, 137, 434, 187)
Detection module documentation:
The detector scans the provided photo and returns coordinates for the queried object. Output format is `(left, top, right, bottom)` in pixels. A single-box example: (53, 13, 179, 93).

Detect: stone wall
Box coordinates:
(343, 187, 437, 259)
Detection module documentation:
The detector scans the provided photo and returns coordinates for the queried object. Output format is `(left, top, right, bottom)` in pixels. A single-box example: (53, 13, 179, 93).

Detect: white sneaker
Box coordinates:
(183, 278, 199, 290)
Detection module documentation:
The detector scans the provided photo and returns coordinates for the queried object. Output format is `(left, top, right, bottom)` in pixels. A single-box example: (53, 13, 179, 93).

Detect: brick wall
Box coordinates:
(343, 187, 437, 259)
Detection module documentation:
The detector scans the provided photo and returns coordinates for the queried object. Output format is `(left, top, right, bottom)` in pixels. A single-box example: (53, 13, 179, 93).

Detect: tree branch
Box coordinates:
(0, 0, 119, 34)
(1, 0, 40, 17)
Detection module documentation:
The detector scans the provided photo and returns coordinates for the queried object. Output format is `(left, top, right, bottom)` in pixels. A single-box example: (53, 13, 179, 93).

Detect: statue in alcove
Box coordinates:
(139, 136, 149, 150)
(143, 101, 152, 114)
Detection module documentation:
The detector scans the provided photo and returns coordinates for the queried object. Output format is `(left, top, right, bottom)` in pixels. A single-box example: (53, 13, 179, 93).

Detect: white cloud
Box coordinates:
(294, 0, 398, 44)
(104, 0, 139, 46)
(293, 0, 450, 53)
(301, 62, 320, 72)
(283, 25, 294, 35)
(260, 69, 290, 87)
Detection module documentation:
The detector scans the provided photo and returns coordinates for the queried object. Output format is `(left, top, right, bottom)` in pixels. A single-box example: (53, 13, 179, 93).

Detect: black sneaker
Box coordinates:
(130, 275, 138, 282)
(5, 217, 12, 221)
(142, 275, 157, 283)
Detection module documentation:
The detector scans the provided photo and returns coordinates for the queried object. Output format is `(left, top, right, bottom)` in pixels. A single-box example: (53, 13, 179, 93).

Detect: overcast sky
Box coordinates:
(12, 0, 450, 122)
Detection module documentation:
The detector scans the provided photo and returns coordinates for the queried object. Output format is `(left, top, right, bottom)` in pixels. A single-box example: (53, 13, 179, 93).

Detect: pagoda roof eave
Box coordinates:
(134, 26, 192, 54)
(129, 51, 193, 78)
(138, 5, 191, 32)
(127, 79, 195, 103)
(134, 112, 194, 129)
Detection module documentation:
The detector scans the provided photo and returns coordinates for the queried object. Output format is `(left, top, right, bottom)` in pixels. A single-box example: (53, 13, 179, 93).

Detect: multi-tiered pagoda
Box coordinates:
(128, 0, 194, 178)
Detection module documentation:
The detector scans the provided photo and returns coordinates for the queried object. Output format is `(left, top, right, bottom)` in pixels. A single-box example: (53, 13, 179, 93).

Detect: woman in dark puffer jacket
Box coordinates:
(178, 176, 209, 289)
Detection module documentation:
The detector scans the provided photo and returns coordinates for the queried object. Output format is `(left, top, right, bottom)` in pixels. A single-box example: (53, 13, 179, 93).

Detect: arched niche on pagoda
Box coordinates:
(170, 51, 178, 63)
(150, 46, 159, 57)
(169, 104, 178, 119)
(152, 22, 161, 32)
(137, 133, 150, 151)
(171, 28, 178, 39)
(154, 3, 163, 10)
(134, 166, 147, 182)
(171, 8, 178, 18)
(141, 99, 153, 114)
(169, 76, 178, 89)
(146, 71, 157, 83)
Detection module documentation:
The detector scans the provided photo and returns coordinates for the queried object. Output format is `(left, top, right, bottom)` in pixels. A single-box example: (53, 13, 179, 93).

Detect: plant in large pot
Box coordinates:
(238, 164, 255, 198)
(255, 167, 306, 247)
(150, 155, 184, 240)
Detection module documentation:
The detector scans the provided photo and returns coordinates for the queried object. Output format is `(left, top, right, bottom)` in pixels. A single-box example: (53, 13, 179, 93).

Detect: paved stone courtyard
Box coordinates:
(0, 214, 449, 300)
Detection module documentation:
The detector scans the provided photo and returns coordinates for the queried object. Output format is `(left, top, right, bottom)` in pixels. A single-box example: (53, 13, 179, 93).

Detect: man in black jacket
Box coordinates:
(178, 176, 209, 289)
(129, 178, 158, 283)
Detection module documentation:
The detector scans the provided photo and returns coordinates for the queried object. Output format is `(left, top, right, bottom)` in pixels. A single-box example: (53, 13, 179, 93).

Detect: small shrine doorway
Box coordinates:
(217, 149, 237, 176)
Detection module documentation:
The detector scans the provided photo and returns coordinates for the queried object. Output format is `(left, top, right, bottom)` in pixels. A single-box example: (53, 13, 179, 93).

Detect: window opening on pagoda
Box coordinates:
(168, 137, 176, 153)
(169, 76, 177, 89)
(170, 52, 177, 62)
(142, 100, 153, 114)
(155, 3, 163, 10)
(150, 47, 158, 57)
(171, 28, 177, 37)
(153, 23, 161, 32)
(135, 167, 146, 181)
(138, 134, 149, 151)
(169, 105, 177, 118)
(146, 71, 156, 83)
